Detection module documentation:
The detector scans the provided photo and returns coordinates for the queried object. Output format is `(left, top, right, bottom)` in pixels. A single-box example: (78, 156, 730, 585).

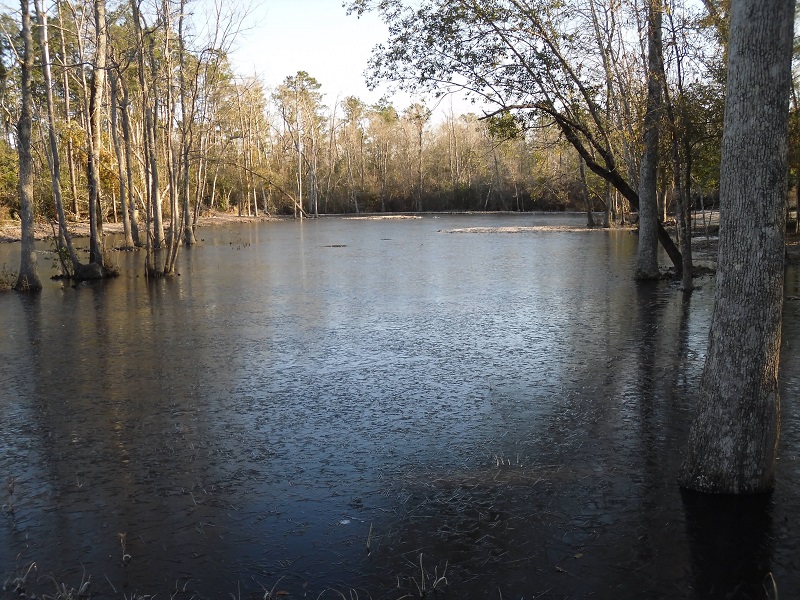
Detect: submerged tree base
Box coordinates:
(50, 260, 120, 282)
(73, 262, 105, 280)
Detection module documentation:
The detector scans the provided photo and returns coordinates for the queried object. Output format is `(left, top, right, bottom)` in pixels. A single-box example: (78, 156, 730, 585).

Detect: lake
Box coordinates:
(1, 213, 799, 599)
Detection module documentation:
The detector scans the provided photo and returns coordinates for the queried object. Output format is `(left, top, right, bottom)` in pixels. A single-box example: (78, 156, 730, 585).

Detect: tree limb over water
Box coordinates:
(348, 0, 683, 271)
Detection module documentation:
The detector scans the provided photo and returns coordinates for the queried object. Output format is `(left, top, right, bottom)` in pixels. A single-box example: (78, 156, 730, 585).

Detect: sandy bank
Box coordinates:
(0, 210, 275, 244)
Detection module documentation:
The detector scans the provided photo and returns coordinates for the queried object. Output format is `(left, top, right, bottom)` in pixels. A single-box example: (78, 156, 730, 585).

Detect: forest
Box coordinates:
(0, 0, 794, 478)
(0, 0, 665, 229)
(0, 0, 798, 596)
(0, 0, 763, 278)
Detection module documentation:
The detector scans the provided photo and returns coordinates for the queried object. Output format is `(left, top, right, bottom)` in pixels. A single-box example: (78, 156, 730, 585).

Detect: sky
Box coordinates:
(229, 1, 400, 105)
(225, 0, 475, 117)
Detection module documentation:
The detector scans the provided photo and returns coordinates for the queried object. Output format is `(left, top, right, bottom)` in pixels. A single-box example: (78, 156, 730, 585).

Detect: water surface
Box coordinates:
(1, 213, 798, 599)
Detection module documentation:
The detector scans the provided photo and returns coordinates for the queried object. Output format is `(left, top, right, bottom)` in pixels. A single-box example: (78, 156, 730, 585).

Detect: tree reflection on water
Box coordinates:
(0, 214, 797, 599)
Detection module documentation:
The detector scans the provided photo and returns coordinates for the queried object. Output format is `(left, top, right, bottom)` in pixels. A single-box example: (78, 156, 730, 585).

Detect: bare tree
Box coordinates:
(15, 0, 41, 291)
(109, 68, 135, 249)
(86, 0, 108, 269)
(404, 103, 430, 212)
(177, 0, 196, 246)
(56, 0, 81, 219)
(34, 0, 82, 276)
(634, 0, 663, 280)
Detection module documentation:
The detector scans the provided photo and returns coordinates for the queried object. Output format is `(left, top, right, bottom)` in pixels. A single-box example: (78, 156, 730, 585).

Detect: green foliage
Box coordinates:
(371, 99, 398, 124)
(0, 140, 17, 211)
(681, 81, 724, 193)
(486, 112, 520, 141)
(273, 70, 326, 124)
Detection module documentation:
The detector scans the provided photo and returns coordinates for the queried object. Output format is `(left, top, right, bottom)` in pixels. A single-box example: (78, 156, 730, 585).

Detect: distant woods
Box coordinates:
(0, 0, 752, 244)
(0, 1, 797, 242)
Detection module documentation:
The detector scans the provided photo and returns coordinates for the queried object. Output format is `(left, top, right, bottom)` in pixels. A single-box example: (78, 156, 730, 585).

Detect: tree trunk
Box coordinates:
(161, 0, 180, 274)
(34, 0, 82, 275)
(119, 79, 141, 246)
(416, 124, 423, 212)
(603, 181, 613, 227)
(15, 0, 41, 291)
(792, 84, 800, 235)
(679, 0, 794, 494)
(144, 31, 164, 248)
(579, 156, 596, 228)
(87, 0, 107, 268)
(178, 0, 196, 245)
(110, 71, 134, 249)
(192, 130, 207, 228)
(634, 0, 662, 280)
(297, 136, 303, 219)
(57, 0, 80, 220)
(659, 6, 693, 290)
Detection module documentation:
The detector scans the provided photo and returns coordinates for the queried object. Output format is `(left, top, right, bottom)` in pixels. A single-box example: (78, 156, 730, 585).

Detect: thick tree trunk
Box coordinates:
(15, 0, 41, 292)
(634, 0, 662, 280)
(679, 0, 794, 494)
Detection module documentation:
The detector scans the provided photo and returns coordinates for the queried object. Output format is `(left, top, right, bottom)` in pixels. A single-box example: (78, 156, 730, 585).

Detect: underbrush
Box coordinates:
(0, 264, 17, 291)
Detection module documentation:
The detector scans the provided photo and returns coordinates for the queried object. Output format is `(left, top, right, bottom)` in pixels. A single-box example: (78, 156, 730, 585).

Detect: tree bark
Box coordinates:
(87, 0, 107, 268)
(35, 0, 82, 275)
(57, 0, 80, 220)
(579, 156, 596, 228)
(110, 70, 135, 249)
(679, 0, 794, 494)
(634, 0, 662, 280)
(178, 0, 196, 246)
(149, 32, 165, 249)
(119, 79, 141, 246)
(661, 8, 693, 291)
(15, 0, 41, 292)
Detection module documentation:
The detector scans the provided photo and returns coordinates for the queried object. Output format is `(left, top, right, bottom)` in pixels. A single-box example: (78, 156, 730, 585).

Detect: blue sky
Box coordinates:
(227, 0, 476, 117)
(229, 0, 397, 106)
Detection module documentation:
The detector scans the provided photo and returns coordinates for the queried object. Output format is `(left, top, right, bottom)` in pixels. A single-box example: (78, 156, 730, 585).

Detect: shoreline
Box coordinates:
(10, 210, 800, 267)
(0, 210, 278, 244)
(0, 210, 605, 244)
(0, 210, 724, 267)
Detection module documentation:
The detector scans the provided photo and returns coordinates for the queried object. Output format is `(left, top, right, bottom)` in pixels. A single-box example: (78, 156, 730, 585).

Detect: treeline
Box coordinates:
(0, 0, 748, 247)
(0, 0, 623, 237)
(265, 81, 602, 216)
(3, 0, 800, 285)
